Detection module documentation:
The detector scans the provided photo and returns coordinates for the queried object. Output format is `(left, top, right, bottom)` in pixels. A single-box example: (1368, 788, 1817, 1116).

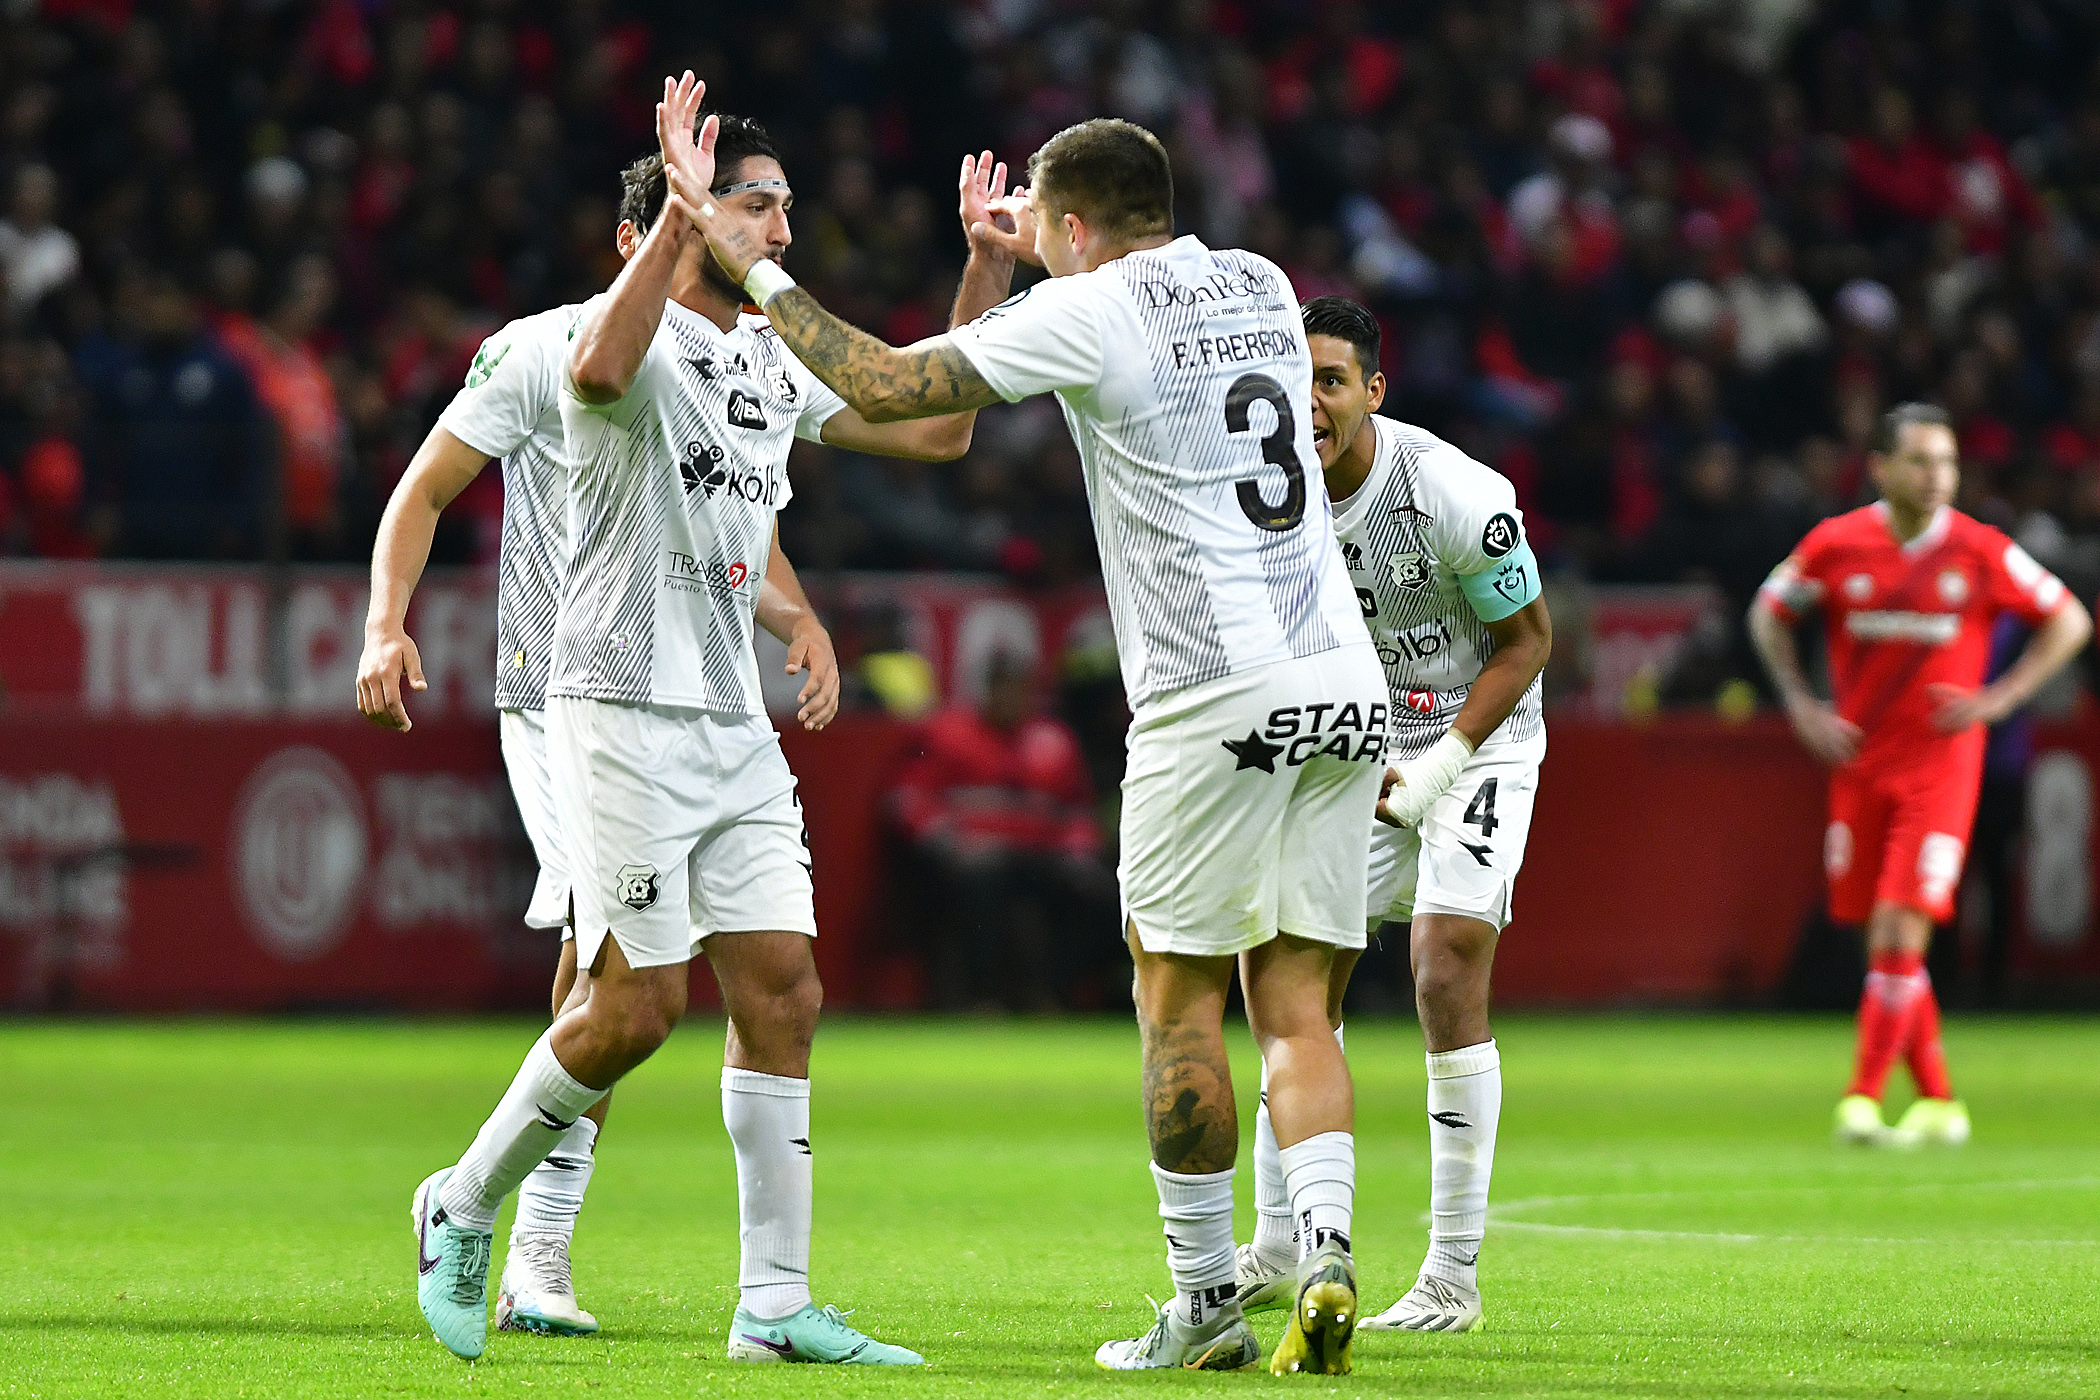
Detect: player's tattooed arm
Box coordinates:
(764, 289, 1005, 422)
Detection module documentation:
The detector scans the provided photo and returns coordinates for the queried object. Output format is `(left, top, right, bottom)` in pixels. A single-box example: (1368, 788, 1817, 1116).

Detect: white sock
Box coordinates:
(512, 1115, 599, 1244)
(1252, 1022, 1344, 1269)
(1151, 1163, 1237, 1328)
(1422, 1039, 1500, 1291)
(723, 1068, 814, 1320)
(441, 1029, 605, 1231)
(1279, 1130, 1354, 1259)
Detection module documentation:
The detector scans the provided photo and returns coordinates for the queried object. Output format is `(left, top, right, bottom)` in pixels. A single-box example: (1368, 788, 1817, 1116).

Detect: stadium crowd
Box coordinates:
(2, 2, 2100, 638)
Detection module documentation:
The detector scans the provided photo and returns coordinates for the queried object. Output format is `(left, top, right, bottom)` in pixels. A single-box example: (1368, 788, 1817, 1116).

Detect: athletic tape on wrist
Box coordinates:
(743, 259, 796, 307)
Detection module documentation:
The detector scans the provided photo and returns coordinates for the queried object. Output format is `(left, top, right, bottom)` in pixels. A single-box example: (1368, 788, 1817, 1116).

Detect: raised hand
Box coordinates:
(655, 71, 715, 214)
(977, 188, 1044, 267)
(959, 150, 1014, 263)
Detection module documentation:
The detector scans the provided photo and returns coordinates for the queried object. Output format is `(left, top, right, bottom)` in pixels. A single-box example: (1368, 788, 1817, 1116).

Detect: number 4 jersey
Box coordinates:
(1332, 416, 1544, 761)
(947, 235, 1365, 711)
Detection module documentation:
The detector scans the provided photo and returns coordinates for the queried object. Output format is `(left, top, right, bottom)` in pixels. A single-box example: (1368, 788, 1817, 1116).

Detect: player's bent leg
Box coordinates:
(703, 930, 920, 1366)
(1098, 931, 1259, 1372)
(1840, 901, 1934, 1147)
(418, 938, 675, 1358)
(503, 952, 608, 1339)
(1243, 934, 1357, 1376)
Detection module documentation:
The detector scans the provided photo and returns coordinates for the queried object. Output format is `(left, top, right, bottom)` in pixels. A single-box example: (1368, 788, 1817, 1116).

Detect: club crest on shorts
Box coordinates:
(615, 863, 661, 911)
(1389, 551, 1430, 590)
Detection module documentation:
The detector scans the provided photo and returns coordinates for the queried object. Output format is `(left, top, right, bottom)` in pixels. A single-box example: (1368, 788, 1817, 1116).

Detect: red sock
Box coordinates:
(1904, 974, 1954, 1100)
(1846, 950, 1926, 1100)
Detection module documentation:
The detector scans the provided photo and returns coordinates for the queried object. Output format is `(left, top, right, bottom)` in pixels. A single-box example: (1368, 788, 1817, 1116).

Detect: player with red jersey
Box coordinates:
(1751, 403, 2089, 1147)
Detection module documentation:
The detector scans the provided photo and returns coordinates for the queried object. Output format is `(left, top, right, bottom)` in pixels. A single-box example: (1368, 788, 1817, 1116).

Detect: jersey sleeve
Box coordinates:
(438, 318, 557, 459)
(1756, 521, 1835, 622)
(786, 349, 848, 443)
(944, 275, 1109, 401)
(1979, 530, 2071, 624)
(1420, 445, 1542, 623)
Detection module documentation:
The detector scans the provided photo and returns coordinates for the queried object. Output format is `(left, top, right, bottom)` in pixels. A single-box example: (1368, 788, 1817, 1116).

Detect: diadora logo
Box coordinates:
(1340, 542, 1364, 570)
(665, 551, 753, 593)
(727, 389, 768, 430)
(615, 863, 660, 911)
(685, 353, 721, 381)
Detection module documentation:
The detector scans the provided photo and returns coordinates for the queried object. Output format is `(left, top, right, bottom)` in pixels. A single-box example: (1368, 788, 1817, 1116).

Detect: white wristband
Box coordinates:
(1382, 731, 1476, 828)
(743, 259, 796, 307)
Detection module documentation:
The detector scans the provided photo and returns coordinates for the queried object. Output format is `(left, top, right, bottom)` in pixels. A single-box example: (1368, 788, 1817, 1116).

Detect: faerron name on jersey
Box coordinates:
(1170, 328, 1296, 371)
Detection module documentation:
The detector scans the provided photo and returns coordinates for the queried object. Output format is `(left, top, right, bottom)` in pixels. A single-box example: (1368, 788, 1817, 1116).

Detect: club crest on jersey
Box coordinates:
(1481, 513, 1519, 558)
(764, 363, 799, 404)
(1389, 551, 1430, 590)
(1937, 569, 1970, 605)
(726, 389, 768, 430)
(1844, 573, 1874, 601)
(615, 863, 660, 911)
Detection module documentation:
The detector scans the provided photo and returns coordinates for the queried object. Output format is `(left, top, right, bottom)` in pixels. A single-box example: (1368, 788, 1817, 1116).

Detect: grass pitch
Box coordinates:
(5, 1015, 2097, 1399)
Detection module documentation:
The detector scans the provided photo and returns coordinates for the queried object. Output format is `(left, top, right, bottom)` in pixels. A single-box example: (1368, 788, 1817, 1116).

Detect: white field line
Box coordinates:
(1477, 1176, 2100, 1248)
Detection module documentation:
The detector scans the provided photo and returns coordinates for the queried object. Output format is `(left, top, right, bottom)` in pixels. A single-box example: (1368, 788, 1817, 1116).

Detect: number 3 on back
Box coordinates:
(1226, 372, 1307, 532)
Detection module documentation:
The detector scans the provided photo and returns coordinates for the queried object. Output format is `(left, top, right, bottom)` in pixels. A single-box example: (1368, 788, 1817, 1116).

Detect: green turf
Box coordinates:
(4, 1015, 2097, 1398)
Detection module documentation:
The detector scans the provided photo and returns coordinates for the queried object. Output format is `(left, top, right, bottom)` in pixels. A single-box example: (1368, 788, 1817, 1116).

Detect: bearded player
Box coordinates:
(1233, 297, 1551, 1335)
(678, 112, 1384, 1375)
(1750, 403, 2089, 1148)
(409, 75, 1013, 1364)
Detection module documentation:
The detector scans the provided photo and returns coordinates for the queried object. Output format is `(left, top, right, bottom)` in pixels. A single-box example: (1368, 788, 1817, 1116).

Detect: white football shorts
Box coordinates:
(1120, 643, 1389, 957)
(498, 706, 573, 934)
(547, 696, 816, 972)
(1366, 730, 1545, 932)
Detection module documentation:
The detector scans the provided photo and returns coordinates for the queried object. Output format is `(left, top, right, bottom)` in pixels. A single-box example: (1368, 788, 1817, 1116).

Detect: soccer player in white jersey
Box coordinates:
(676, 109, 1385, 1375)
(408, 75, 1015, 1365)
(357, 302, 843, 1335)
(1234, 297, 1552, 1335)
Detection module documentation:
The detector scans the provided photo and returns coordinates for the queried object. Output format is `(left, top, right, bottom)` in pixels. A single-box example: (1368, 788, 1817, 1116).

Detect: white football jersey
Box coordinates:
(1330, 415, 1544, 759)
(550, 300, 845, 714)
(947, 235, 1363, 710)
(437, 303, 582, 711)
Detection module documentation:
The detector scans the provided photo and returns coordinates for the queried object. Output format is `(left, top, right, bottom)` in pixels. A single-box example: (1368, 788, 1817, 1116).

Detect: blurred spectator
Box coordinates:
(216, 256, 349, 559)
(0, 165, 79, 320)
(887, 649, 1114, 1011)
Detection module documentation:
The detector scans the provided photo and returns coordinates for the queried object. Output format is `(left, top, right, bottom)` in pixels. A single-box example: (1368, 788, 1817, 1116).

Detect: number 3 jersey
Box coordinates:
(551, 300, 845, 714)
(1332, 416, 1544, 761)
(947, 235, 1364, 711)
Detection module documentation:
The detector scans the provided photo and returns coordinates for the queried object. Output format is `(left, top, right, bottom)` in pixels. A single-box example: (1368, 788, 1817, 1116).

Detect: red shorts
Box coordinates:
(1823, 758, 1983, 923)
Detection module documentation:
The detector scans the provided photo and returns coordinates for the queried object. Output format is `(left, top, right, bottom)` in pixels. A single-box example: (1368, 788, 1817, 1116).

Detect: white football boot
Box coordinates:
(1361, 1273, 1484, 1333)
(495, 1234, 599, 1336)
(1233, 1242, 1296, 1313)
(1095, 1298, 1260, 1371)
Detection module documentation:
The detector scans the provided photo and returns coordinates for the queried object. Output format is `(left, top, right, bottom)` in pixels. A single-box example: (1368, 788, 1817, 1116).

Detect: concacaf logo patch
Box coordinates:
(464, 340, 510, 389)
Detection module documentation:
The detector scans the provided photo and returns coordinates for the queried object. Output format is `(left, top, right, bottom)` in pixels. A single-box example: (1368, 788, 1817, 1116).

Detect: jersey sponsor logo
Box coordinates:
(1936, 569, 1970, 605)
(1341, 542, 1364, 570)
(1391, 617, 1456, 661)
(1481, 512, 1519, 559)
(1843, 572, 1874, 601)
(1843, 610, 1961, 644)
(679, 442, 781, 505)
(726, 389, 768, 430)
(664, 551, 755, 595)
(1135, 266, 1282, 310)
(615, 862, 661, 911)
(464, 339, 510, 388)
(1252, 700, 1390, 768)
(1402, 688, 1437, 715)
(1389, 551, 1430, 590)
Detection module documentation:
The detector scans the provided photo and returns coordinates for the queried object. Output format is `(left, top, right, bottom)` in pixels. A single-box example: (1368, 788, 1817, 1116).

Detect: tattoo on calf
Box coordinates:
(767, 288, 1001, 420)
(1141, 1021, 1236, 1173)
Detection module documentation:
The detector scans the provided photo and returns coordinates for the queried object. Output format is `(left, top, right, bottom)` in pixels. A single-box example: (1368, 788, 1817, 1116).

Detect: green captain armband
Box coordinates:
(1458, 538, 1541, 622)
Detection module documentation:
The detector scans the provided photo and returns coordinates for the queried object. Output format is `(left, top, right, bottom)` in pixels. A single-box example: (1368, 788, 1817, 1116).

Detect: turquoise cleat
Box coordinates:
(725, 1303, 924, 1365)
(412, 1168, 494, 1360)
